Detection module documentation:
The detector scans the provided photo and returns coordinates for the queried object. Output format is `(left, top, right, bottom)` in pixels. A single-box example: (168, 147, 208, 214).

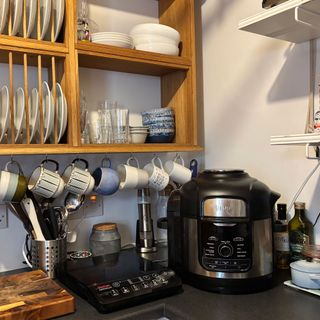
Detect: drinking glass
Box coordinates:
(110, 108, 129, 144)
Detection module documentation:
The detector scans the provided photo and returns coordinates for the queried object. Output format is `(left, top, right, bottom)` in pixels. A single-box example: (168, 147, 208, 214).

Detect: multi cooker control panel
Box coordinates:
(199, 220, 252, 272)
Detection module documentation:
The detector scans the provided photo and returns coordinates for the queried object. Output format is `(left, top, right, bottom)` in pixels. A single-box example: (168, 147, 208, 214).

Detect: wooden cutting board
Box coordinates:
(0, 270, 75, 320)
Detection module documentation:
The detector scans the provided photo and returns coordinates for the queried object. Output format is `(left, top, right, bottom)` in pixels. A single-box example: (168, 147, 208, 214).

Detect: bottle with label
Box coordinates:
(274, 203, 290, 269)
(288, 202, 314, 262)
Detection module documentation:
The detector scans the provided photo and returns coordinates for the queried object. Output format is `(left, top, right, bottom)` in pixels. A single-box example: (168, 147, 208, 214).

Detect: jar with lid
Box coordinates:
(89, 223, 121, 257)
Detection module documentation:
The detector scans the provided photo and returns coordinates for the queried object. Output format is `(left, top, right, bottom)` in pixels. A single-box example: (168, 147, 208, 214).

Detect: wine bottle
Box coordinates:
(288, 202, 314, 261)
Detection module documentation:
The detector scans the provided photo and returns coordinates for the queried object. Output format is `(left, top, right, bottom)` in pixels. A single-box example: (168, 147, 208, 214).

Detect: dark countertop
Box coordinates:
(58, 270, 319, 320)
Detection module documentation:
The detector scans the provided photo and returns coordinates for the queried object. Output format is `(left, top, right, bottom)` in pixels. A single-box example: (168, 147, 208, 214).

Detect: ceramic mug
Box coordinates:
(144, 156, 169, 191)
(0, 160, 27, 202)
(93, 158, 120, 196)
(28, 159, 65, 198)
(164, 154, 192, 185)
(117, 156, 149, 189)
(62, 158, 95, 195)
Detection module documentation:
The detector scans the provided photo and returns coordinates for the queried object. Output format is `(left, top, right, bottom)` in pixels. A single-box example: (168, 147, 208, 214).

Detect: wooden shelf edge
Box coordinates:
(0, 36, 68, 55)
(0, 144, 203, 155)
(76, 42, 191, 68)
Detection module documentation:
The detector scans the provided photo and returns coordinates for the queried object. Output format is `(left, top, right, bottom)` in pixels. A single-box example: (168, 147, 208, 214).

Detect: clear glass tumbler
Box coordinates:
(110, 108, 129, 144)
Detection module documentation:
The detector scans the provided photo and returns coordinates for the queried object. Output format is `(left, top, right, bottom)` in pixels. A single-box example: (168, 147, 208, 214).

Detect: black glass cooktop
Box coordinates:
(59, 249, 182, 313)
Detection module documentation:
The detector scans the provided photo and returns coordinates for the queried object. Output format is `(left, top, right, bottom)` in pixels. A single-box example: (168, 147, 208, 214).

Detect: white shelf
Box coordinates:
(239, 0, 320, 43)
(270, 132, 320, 145)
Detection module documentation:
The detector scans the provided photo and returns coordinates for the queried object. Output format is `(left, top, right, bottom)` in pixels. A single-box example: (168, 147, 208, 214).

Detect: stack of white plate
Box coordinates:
(91, 32, 133, 48)
(130, 23, 181, 56)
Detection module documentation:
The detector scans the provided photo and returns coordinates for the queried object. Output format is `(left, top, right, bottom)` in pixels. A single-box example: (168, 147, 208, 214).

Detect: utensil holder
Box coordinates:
(31, 237, 67, 279)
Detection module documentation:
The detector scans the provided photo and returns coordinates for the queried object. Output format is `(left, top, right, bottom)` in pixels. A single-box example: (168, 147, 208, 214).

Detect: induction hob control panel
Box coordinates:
(92, 270, 177, 303)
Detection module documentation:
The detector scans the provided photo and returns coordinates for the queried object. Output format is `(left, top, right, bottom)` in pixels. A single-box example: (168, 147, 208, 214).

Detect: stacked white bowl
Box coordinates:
(130, 23, 181, 56)
(129, 126, 149, 144)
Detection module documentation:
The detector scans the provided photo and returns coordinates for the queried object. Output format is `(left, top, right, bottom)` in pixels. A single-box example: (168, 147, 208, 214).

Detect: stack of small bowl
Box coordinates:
(142, 107, 175, 143)
(129, 126, 149, 144)
(130, 23, 180, 56)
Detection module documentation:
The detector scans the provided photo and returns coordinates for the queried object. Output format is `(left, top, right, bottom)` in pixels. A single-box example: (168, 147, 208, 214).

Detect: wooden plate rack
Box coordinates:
(0, 0, 202, 155)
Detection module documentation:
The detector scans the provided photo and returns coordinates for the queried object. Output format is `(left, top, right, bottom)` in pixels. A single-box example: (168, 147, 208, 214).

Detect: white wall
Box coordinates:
(201, 0, 320, 242)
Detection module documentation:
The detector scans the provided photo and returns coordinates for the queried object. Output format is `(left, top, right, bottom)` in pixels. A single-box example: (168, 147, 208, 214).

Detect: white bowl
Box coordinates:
(130, 23, 180, 43)
(132, 34, 179, 46)
(136, 43, 179, 56)
(130, 132, 148, 144)
(92, 39, 133, 49)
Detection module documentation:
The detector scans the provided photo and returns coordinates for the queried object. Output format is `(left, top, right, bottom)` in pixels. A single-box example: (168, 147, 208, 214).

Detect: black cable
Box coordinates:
(313, 211, 320, 227)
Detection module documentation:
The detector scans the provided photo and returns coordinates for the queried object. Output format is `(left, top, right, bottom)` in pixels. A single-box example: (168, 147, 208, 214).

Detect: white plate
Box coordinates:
(54, 0, 64, 41)
(40, 0, 51, 40)
(26, 0, 37, 38)
(29, 87, 39, 142)
(59, 89, 67, 142)
(0, 0, 9, 34)
(92, 39, 133, 48)
(11, 0, 23, 36)
(91, 33, 132, 40)
(55, 83, 67, 143)
(14, 87, 25, 143)
(0, 85, 9, 143)
(55, 82, 63, 142)
(42, 81, 54, 142)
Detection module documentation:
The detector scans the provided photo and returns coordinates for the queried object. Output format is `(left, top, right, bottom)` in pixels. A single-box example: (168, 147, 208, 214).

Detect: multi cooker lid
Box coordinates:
(201, 169, 246, 176)
(178, 168, 280, 220)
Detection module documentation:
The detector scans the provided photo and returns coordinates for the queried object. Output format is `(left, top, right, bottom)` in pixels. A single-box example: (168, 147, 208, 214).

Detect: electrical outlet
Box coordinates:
(81, 194, 104, 218)
(68, 194, 104, 220)
(0, 205, 8, 229)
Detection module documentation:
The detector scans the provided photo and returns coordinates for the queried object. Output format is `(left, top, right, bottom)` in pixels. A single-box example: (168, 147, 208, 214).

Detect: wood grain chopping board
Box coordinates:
(0, 270, 75, 320)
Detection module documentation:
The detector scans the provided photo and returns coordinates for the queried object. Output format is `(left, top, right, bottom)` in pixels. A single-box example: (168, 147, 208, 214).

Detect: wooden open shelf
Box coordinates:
(77, 42, 190, 76)
(0, 0, 201, 155)
(0, 144, 202, 155)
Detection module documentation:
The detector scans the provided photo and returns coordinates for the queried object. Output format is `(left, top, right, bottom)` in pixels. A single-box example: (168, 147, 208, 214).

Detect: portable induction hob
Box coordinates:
(59, 249, 182, 313)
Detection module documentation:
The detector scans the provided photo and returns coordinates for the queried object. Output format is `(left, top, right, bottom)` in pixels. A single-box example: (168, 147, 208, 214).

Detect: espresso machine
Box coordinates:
(136, 188, 157, 253)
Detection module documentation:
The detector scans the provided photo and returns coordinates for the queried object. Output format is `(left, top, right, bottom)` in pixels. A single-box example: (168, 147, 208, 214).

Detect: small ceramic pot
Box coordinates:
(290, 260, 320, 289)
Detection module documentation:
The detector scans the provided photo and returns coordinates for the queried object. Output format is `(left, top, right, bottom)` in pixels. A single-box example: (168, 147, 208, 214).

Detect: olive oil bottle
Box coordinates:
(288, 202, 314, 261)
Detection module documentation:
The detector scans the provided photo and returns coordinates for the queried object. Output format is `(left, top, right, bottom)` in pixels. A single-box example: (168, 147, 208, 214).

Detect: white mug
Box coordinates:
(164, 154, 192, 185)
(62, 158, 94, 195)
(28, 159, 65, 198)
(117, 156, 149, 189)
(144, 156, 169, 191)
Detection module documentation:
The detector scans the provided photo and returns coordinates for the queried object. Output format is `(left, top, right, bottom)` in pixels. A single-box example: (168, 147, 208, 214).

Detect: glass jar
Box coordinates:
(89, 223, 121, 257)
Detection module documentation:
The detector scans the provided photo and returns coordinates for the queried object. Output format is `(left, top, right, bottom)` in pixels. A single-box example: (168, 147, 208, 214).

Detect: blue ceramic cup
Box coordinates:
(92, 158, 120, 196)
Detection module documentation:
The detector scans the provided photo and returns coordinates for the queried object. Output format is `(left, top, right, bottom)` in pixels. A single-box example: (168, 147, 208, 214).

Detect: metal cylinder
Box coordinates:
(31, 238, 67, 279)
(136, 188, 156, 252)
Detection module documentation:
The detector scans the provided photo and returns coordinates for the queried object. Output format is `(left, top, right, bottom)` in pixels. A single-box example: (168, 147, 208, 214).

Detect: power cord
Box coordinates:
(287, 160, 320, 215)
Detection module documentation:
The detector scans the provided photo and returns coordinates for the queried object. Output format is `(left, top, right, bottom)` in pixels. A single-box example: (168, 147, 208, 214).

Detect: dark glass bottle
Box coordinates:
(288, 202, 314, 261)
(274, 203, 290, 269)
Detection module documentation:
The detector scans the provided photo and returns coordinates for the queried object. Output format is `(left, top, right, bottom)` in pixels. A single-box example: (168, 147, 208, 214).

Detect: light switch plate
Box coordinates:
(0, 205, 8, 229)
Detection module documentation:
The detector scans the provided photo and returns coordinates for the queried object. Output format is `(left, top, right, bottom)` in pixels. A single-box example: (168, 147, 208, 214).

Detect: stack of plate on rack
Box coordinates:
(0, 0, 65, 41)
(91, 32, 133, 48)
(0, 82, 67, 144)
